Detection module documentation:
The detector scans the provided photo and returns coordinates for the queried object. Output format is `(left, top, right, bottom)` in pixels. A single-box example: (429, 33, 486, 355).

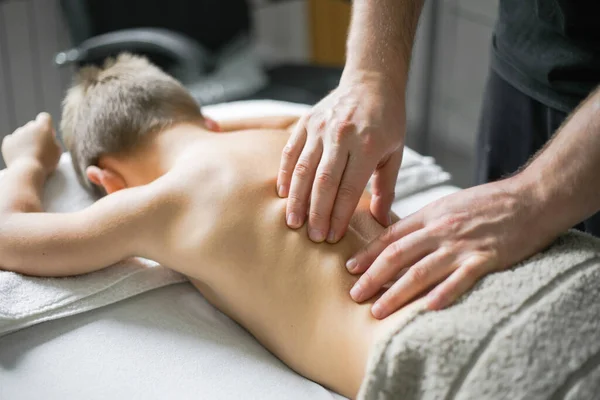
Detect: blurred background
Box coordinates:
(0, 0, 498, 188)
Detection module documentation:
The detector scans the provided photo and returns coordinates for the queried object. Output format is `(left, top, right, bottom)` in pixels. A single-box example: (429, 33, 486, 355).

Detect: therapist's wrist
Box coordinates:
(339, 67, 407, 103)
(502, 172, 569, 240)
(344, 33, 410, 93)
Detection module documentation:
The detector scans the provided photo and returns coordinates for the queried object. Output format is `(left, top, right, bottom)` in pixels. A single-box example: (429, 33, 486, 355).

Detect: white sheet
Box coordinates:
(0, 100, 460, 400)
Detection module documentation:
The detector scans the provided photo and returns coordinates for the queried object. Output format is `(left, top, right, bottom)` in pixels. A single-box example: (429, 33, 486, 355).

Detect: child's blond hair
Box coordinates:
(61, 53, 203, 194)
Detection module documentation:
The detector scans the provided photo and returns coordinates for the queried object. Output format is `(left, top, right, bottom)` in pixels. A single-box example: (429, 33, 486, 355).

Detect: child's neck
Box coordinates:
(103, 123, 212, 187)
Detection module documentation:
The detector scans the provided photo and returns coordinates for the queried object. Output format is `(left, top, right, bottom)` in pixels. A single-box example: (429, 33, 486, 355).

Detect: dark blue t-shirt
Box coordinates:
(492, 0, 600, 112)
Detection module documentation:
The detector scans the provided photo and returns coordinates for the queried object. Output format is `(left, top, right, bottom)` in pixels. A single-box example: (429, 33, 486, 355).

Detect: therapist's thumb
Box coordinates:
(370, 150, 402, 226)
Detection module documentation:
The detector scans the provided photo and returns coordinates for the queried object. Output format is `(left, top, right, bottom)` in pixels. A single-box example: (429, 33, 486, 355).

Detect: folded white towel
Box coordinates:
(0, 100, 451, 337)
(0, 154, 187, 336)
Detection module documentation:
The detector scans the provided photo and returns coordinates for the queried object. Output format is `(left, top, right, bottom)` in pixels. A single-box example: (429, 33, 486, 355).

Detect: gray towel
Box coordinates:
(358, 231, 600, 400)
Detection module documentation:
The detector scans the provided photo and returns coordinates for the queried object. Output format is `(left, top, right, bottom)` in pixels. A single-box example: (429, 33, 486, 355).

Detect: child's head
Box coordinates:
(61, 53, 203, 195)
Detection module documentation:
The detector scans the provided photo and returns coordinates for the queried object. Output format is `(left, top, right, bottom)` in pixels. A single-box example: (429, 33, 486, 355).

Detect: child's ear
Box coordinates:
(86, 166, 127, 194)
(204, 117, 221, 132)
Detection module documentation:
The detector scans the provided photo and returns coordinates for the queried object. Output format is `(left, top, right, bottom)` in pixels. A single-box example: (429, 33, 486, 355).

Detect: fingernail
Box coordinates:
(346, 258, 358, 272)
(326, 230, 336, 243)
(287, 212, 301, 228)
(372, 302, 385, 319)
(350, 283, 363, 302)
(309, 228, 325, 242)
(278, 185, 287, 198)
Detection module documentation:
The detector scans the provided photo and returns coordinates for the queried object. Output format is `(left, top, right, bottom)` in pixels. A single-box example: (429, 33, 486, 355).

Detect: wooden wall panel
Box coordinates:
(308, 0, 351, 66)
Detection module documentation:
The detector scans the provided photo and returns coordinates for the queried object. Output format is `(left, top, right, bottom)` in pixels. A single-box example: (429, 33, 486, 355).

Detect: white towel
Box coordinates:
(0, 153, 187, 336)
(0, 100, 451, 337)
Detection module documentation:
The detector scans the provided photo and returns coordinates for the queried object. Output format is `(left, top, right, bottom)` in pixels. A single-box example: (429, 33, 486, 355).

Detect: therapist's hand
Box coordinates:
(346, 178, 561, 319)
(277, 71, 406, 243)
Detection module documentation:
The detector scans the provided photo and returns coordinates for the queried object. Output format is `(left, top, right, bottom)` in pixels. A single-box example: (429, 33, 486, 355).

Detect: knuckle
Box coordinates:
(315, 170, 337, 191)
(308, 208, 327, 223)
(463, 264, 480, 281)
(407, 265, 428, 286)
(386, 241, 404, 261)
(440, 216, 458, 231)
(462, 258, 485, 280)
(318, 120, 327, 132)
(281, 144, 296, 160)
(293, 160, 313, 178)
(314, 118, 327, 132)
(427, 223, 444, 238)
(331, 121, 353, 143)
(381, 288, 400, 304)
(278, 168, 290, 178)
(381, 224, 400, 243)
(306, 114, 325, 133)
(436, 246, 453, 261)
(378, 190, 395, 203)
(360, 132, 379, 155)
(429, 215, 462, 237)
(446, 214, 466, 230)
(286, 191, 306, 205)
(360, 268, 376, 288)
(337, 184, 359, 202)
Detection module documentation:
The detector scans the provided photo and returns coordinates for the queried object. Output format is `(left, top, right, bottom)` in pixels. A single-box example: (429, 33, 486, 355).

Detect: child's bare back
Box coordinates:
(0, 55, 422, 399)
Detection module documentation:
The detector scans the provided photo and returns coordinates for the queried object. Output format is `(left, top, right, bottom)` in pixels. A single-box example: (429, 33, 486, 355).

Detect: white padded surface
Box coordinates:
(0, 100, 459, 400)
(0, 284, 347, 400)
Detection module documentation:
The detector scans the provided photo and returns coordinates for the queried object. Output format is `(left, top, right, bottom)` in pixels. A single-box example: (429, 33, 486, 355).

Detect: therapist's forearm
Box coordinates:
(342, 0, 424, 92)
(514, 85, 600, 235)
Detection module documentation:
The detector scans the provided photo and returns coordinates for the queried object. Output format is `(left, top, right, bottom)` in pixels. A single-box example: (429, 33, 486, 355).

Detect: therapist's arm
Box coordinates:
(278, 0, 424, 243)
(348, 84, 600, 318)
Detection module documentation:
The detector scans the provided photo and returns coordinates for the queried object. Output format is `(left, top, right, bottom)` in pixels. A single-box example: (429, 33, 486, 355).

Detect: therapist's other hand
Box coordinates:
(347, 179, 558, 318)
(1, 112, 62, 176)
(277, 71, 406, 243)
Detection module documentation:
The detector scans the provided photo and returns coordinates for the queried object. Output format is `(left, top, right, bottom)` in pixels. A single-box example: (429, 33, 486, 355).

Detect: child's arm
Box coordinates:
(0, 186, 163, 277)
(216, 115, 300, 132)
(0, 114, 162, 277)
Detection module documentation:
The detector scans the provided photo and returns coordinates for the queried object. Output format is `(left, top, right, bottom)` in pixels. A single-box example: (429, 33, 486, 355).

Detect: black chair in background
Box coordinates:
(54, 0, 342, 105)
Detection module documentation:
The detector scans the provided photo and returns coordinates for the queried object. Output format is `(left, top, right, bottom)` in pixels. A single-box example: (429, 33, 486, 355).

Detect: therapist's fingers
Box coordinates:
(426, 255, 490, 310)
(285, 138, 323, 229)
(370, 249, 455, 319)
(278, 116, 308, 198)
(307, 143, 349, 242)
(349, 229, 435, 304)
(327, 154, 376, 243)
(370, 149, 403, 227)
(346, 213, 423, 275)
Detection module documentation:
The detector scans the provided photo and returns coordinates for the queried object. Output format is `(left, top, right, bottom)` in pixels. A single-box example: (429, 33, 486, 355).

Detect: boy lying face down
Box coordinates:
(0, 54, 426, 398)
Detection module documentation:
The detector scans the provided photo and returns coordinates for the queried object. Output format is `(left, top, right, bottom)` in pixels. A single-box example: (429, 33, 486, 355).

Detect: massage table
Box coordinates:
(0, 100, 458, 400)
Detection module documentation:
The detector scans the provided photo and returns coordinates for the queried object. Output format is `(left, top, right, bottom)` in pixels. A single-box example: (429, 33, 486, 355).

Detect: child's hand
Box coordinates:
(2, 113, 62, 175)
